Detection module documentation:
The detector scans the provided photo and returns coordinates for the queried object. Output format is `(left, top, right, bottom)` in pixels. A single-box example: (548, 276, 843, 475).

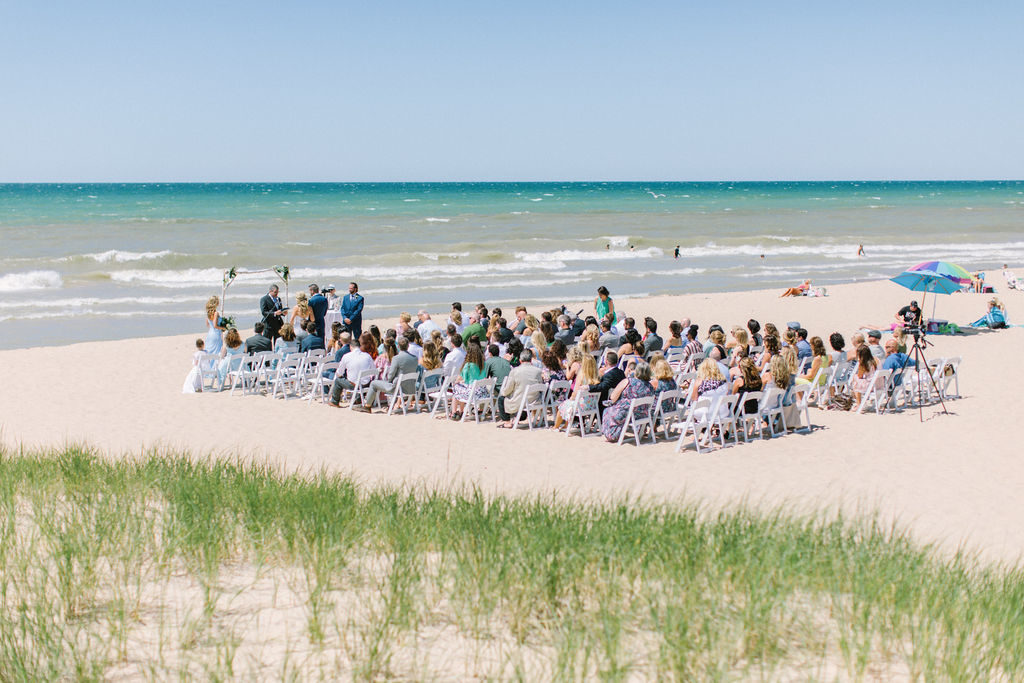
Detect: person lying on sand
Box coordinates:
(780, 280, 811, 297)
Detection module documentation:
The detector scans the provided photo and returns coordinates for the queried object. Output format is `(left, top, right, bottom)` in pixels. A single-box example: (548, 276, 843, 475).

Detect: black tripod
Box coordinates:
(896, 327, 948, 422)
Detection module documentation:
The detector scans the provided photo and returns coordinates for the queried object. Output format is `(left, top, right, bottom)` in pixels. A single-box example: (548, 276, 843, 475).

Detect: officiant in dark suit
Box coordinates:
(259, 284, 286, 339)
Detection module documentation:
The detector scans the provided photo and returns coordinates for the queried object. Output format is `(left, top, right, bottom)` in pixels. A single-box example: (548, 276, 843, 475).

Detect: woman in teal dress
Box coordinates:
(595, 286, 616, 325)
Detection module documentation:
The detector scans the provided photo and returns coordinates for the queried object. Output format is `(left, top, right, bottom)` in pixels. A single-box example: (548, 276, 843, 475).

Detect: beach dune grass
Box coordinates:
(0, 445, 1021, 680)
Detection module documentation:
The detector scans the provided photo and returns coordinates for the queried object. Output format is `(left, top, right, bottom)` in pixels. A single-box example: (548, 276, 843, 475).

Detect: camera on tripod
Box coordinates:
(903, 323, 924, 340)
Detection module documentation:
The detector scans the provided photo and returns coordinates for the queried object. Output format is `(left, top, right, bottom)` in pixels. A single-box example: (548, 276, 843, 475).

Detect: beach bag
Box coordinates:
(827, 390, 854, 411)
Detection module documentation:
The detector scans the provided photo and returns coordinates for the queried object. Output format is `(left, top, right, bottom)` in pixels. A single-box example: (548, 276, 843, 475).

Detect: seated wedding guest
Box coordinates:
(588, 351, 625, 416)
(747, 319, 763, 348)
(707, 344, 730, 379)
(849, 345, 879, 408)
(665, 321, 684, 350)
(618, 328, 641, 357)
(847, 332, 866, 361)
(782, 328, 797, 349)
(448, 309, 464, 335)
(375, 338, 397, 378)
(521, 314, 540, 339)
(442, 334, 466, 376)
(327, 332, 376, 407)
(757, 334, 780, 372)
(495, 317, 515, 343)
(368, 325, 383, 352)
(528, 330, 548, 352)
(274, 323, 298, 355)
(796, 336, 831, 387)
(544, 352, 569, 405)
(539, 321, 557, 347)
(554, 315, 575, 346)
(416, 310, 442, 338)
(579, 324, 600, 352)
(829, 332, 846, 364)
(643, 317, 663, 354)
(598, 319, 619, 350)
(449, 341, 488, 420)
(882, 337, 916, 385)
(866, 330, 884, 360)
(688, 358, 731, 422)
(553, 354, 600, 432)
(726, 326, 748, 352)
(767, 355, 800, 430)
(564, 346, 585, 384)
(404, 329, 424, 359)
(361, 337, 419, 413)
(484, 343, 512, 390)
(299, 320, 324, 352)
(795, 328, 812, 363)
(461, 312, 487, 345)
(216, 328, 245, 389)
(704, 328, 726, 357)
(732, 357, 763, 417)
(681, 324, 703, 368)
(333, 331, 352, 363)
(505, 338, 524, 367)
(326, 322, 344, 354)
(763, 322, 779, 340)
(245, 322, 273, 353)
(600, 360, 656, 442)
(513, 306, 529, 334)
(496, 349, 544, 427)
(650, 356, 677, 410)
(549, 340, 568, 368)
(396, 312, 413, 337)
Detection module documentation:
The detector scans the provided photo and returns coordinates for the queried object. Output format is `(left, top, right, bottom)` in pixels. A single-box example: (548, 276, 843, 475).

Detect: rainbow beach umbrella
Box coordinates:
(907, 260, 973, 284)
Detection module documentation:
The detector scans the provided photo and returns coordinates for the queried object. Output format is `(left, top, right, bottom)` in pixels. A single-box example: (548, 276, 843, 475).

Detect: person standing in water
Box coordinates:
(674, 245, 680, 259)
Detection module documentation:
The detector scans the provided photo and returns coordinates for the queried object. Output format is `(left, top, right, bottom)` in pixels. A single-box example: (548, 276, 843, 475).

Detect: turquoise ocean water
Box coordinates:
(1, 181, 1021, 349)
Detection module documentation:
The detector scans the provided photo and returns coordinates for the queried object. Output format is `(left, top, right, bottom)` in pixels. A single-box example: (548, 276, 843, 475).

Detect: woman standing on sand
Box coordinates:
(595, 286, 617, 325)
(204, 296, 224, 356)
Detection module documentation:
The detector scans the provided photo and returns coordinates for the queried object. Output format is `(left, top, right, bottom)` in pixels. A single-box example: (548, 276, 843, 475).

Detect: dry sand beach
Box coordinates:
(3, 277, 1021, 565)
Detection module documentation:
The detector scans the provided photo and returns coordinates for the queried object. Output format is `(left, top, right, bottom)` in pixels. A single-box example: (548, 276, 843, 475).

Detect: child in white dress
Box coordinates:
(182, 339, 205, 393)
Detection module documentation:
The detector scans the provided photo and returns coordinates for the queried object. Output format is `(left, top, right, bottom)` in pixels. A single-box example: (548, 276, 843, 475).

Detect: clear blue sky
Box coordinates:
(1, 1, 1021, 181)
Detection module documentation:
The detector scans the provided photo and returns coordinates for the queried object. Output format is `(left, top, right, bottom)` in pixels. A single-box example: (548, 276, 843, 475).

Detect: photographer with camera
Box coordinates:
(896, 300, 923, 328)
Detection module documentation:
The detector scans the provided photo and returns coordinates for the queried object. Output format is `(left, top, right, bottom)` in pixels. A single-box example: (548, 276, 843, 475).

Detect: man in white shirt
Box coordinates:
(415, 310, 442, 338)
(442, 335, 466, 376)
(328, 337, 376, 406)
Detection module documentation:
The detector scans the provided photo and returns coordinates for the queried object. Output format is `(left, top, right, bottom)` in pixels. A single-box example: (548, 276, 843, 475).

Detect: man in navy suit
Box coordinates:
(341, 281, 364, 339)
(307, 283, 328, 339)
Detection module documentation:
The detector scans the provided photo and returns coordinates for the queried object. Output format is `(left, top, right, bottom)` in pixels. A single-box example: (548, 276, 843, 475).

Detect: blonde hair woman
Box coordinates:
(689, 357, 727, 405)
(290, 292, 312, 338)
(529, 330, 547, 354)
(553, 354, 600, 431)
(522, 314, 540, 338)
(203, 295, 224, 355)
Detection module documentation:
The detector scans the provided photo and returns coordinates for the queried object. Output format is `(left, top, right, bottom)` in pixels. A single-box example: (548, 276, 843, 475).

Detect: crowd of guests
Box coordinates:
(192, 284, 938, 440)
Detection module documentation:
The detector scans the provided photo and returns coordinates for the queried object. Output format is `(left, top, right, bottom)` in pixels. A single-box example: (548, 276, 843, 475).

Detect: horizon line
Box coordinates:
(1, 178, 1022, 185)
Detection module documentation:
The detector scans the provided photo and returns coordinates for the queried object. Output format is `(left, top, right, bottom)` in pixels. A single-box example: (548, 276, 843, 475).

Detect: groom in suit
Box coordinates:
(308, 283, 328, 339)
(341, 281, 364, 339)
(259, 284, 286, 340)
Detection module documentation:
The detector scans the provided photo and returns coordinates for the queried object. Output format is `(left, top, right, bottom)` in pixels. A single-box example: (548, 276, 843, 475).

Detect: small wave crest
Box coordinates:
(424, 217, 450, 223)
(58, 249, 175, 264)
(515, 247, 664, 262)
(414, 251, 471, 261)
(0, 270, 63, 292)
(599, 235, 631, 247)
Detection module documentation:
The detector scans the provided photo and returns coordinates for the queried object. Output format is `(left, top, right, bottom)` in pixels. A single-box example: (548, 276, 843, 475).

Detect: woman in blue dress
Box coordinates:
(601, 361, 656, 442)
(204, 296, 225, 356)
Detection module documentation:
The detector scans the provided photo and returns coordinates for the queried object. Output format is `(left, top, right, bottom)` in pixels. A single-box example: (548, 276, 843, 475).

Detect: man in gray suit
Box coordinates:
(598, 318, 619, 350)
(497, 349, 544, 427)
(361, 337, 419, 413)
(554, 314, 576, 346)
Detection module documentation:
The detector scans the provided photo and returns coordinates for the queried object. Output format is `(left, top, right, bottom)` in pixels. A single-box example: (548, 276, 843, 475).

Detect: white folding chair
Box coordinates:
(461, 378, 497, 422)
(760, 386, 787, 437)
(735, 391, 764, 441)
(545, 380, 572, 423)
(197, 352, 220, 390)
(307, 361, 339, 404)
(665, 347, 685, 369)
(511, 383, 549, 430)
(856, 368, 892, 414)
(706, 394, 739, 447)
(652, 388, 682, 440)
(559, 391, 598, 437)
(229, 352, 266, 395)
(343, 369, 377, 409)
(269, 356, 303, 399)
(675, 398, 712, 454)
(428, 375, 455, 417)
(386, 372, 422, 415)
(616, 396, 657, 446)
(790, 384, 813, 433)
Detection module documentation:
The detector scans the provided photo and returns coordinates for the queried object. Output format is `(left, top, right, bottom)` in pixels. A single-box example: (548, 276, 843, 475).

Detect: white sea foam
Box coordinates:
(424, 217, 450, 223)
(0, 295, 206, 310)
(0, 270, 63, 292)
(364, 276, 585, 296)
(0, 309, 171, 322)
(599, 235, 630, 247)
(109, 268, 226, 288)
(514, 247, 664, 262)
(290, 260, 567, 282)
(414, 251, 471, 261)
(286, 241, 313, 246)
(403, 199, 420, 202)
(59, 249, 175, 264)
